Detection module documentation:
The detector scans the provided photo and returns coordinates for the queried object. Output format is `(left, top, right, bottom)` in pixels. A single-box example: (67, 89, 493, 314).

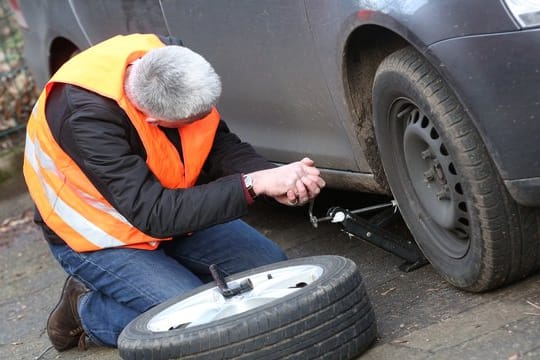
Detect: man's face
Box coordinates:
(145, 109, 212, 128)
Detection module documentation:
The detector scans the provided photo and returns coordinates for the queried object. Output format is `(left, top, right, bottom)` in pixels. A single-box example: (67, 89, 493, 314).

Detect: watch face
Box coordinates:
(243, 175, 257, 198)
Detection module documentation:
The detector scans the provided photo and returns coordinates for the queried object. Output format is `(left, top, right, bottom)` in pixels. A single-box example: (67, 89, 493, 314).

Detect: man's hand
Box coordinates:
(248, 157, 326, 206)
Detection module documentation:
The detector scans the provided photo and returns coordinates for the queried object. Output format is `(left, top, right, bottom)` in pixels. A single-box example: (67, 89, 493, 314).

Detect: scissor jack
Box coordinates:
(308, 200, 428, 272)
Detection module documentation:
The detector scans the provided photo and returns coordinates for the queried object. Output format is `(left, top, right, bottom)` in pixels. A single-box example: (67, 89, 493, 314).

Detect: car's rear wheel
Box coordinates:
(372, 46, 540, 291)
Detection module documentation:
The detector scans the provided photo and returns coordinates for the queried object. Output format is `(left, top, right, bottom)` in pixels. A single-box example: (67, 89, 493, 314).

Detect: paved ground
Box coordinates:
(1, 170, 539, 360)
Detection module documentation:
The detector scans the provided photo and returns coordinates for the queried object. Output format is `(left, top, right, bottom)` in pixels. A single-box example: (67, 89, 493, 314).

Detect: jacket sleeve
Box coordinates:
(203, 120, 277, 180)
(50, 87, 251, 238)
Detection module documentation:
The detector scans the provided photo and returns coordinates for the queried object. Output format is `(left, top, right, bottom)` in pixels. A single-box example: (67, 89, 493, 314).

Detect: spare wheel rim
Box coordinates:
(146, 264, 324, 332)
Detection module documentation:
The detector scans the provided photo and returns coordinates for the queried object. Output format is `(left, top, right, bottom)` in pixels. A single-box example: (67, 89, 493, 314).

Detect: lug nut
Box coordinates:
(421, 149, 434, 160)
(424, 168, 435, 182)
(436, 185, 450, 200)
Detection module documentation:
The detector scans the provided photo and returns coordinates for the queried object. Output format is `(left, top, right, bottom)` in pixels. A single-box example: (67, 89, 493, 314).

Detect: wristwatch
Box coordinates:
(243, 174, 257, 199)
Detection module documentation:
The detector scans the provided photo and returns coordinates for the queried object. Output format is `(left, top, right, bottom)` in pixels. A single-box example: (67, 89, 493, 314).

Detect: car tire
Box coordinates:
(372, 46, 540, 292)
(118, 255, 377, 360)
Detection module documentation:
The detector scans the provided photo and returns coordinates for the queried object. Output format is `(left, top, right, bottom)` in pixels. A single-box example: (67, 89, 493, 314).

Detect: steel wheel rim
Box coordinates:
(146, 265, 324, 332)
(391, 98, 470, 258)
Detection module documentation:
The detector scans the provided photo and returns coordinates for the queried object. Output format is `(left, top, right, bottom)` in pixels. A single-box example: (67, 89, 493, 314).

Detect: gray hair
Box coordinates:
(124, 46, 222, 121)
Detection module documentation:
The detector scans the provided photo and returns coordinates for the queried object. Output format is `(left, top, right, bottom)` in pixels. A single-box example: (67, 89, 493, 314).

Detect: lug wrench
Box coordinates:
(209, 264, 253, 298)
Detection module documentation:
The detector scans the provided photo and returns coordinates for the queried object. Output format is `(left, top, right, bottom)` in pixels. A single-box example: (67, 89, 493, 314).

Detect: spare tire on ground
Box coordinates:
(118, 255, 377, 359)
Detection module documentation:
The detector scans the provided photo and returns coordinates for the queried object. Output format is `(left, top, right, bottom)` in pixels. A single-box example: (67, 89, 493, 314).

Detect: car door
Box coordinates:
(69, 0, 169, 44)
(161, 0, 359, 170)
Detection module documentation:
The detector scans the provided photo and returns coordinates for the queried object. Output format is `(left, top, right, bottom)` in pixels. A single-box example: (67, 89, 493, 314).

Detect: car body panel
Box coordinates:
(15, 0, 540, 205)
(18, 1, 89, 87)
(427, 28, 540, 205)
(160, 0, 360, 170)
(69, 0, 169, 45)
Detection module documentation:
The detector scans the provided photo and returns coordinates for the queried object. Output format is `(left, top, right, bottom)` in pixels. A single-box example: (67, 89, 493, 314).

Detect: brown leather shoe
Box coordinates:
(47, 276, 89, 351)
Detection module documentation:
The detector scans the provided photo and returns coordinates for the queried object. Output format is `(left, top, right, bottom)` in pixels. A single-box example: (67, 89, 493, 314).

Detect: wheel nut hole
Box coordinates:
(454, 228, 469, 239)
(293, 282, 308, 288)
(440, 143, 448, 156)
(458, 202, 467, 212)
(449, 163, 457, 175)
(411, 110, 420, 123)
(430, 128, 439, 139)
(455, 183, 463, 194)
(421, 117, 429, 128)
(458, 217, 469, 226)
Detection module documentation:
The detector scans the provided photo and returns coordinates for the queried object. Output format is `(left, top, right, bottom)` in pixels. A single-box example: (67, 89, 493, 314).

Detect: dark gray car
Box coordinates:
(11, 0, 540, 292)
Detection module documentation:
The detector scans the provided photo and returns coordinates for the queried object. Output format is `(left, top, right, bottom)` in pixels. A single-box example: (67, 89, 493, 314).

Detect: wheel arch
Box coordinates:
(343, 25, 409, 192)
(48, 36, 81, 77)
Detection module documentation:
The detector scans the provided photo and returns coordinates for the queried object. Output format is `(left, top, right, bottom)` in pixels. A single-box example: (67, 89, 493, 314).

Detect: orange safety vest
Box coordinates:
(23, 34, 220, 252)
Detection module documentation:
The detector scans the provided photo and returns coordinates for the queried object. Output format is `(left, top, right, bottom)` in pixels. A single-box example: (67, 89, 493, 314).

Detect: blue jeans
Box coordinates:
(48, 219, 287, 347)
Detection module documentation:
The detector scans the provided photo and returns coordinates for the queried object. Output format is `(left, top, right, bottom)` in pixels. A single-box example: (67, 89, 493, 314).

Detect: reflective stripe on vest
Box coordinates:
(23, 34, 220, 252)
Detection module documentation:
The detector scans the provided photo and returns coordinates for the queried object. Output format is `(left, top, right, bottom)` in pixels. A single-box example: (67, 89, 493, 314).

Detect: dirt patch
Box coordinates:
(0, 207, 33, 247)
(0, 145, 25, 193)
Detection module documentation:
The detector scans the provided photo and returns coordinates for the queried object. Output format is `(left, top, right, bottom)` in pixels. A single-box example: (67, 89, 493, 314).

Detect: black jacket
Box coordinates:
(36, 41, 274, 245)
